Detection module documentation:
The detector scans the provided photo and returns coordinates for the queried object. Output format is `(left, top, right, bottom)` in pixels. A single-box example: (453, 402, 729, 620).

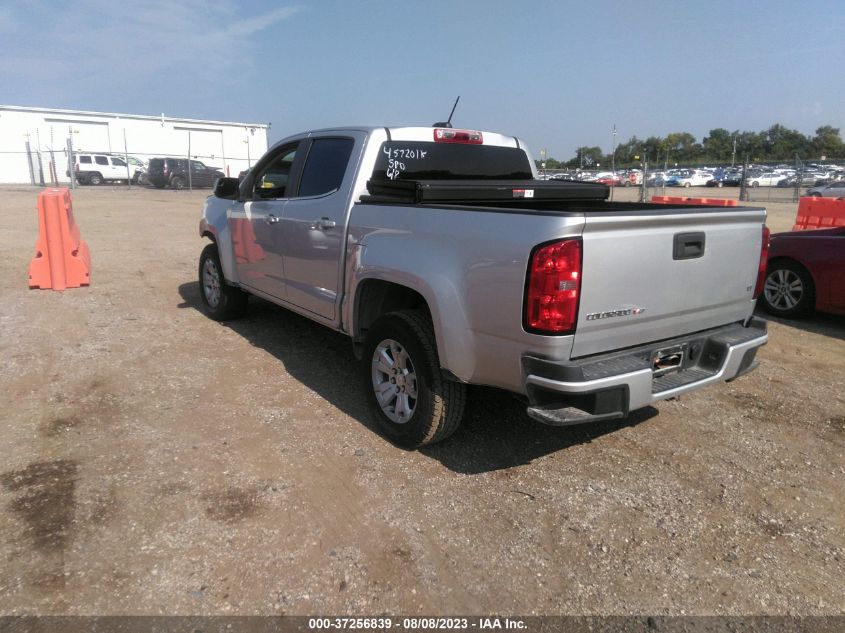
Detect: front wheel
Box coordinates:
(761, 260, 814, 318)
(362, 311, 466, 448)
(198, 244, 248, 321)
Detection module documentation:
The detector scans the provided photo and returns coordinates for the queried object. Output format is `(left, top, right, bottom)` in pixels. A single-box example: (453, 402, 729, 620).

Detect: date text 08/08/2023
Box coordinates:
(307, 617, 527, 630)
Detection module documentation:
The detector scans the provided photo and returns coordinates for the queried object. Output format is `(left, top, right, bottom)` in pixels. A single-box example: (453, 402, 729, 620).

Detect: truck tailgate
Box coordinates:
(572, 207, 766, 358)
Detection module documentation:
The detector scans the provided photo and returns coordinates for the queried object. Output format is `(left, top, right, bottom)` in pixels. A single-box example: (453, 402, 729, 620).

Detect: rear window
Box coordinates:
(372, 141, 532, 181)
(95, 156, 109, 165)
(148, 159, 163, 170)
(79, 156, 92, 164)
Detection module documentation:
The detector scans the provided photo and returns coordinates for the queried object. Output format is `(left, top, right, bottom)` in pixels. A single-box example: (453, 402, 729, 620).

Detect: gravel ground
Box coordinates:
(0, 184, 843, 616)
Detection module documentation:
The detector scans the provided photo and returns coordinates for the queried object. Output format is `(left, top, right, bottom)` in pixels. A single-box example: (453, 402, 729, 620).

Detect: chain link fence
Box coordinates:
(1, 135, 256, 191)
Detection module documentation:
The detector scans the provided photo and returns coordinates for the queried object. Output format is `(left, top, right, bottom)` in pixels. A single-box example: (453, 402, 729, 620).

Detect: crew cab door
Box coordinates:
(229, 141, 304, 300)
(280, 135, 358, 320)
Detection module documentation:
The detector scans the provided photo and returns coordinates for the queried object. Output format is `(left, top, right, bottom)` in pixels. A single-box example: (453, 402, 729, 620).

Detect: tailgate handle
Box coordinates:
(673, 232, 705, 260)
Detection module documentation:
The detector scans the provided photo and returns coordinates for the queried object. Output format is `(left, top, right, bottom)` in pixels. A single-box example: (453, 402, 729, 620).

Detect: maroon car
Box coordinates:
(761, 227, 845, 317)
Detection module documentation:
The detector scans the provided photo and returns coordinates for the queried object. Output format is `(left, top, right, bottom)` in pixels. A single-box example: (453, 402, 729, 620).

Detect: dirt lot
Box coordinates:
(0, 184, 843, 616)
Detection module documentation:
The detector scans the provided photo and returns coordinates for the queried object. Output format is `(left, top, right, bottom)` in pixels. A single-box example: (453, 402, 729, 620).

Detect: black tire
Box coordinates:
(171, 176, 185, 190)
(761, 260, 815, 318)
(88, 172, 103, 186)
(810, 192, 821, 197)
(751, 181, 759, 188)
(153, 183, 166, 189)
(198, 243, 248, 321)
(362, 310, 466, 448)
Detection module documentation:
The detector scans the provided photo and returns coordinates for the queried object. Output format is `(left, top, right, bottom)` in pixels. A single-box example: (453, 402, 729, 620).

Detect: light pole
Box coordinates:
(610, 124, 617, 200)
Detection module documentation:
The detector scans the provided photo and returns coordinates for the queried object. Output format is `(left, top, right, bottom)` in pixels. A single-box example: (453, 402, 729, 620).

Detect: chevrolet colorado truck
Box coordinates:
(197, 126, 769, 448)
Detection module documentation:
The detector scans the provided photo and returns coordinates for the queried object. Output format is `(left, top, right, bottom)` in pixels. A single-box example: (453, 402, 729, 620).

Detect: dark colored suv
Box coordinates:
(146, 158, 225, 189)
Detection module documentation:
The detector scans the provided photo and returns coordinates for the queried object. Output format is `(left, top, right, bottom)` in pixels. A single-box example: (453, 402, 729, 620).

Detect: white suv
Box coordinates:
(70, 153, 143, 185)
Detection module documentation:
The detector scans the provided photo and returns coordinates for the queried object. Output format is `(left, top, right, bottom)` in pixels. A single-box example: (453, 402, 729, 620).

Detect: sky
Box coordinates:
(2, 0, 844, 160)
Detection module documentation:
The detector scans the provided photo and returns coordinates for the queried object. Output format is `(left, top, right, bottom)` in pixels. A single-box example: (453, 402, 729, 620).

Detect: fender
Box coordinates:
(348, 232, 478, 383)
(199, 196, 239, 284)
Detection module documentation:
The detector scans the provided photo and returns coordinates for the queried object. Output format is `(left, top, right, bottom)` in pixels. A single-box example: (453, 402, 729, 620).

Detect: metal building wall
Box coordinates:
(0, 106, 269, 185)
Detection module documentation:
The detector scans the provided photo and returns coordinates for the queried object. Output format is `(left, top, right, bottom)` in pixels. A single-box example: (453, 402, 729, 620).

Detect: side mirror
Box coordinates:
(213, 177, 240, 199)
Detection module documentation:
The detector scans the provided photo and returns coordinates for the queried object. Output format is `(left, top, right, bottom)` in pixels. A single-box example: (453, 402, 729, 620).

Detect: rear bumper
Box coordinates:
(522, 318, 768, 426)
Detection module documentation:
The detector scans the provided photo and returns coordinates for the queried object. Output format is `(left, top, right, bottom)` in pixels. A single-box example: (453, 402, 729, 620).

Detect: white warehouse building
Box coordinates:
(0, 105, 269, 185)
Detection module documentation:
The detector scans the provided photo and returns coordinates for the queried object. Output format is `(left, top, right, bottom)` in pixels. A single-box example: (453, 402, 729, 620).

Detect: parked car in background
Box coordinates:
(68, 152, 141, 185)
(746, 172, 782, 188)
(146, 158, 224, 189)
(125, 156, 148, 184)
(761, 227, 845, 317)
(673, 170, 712, 188)
(806, 180, 845, 198)
(623, 170, 643, 186)
(596, 173, 623, 186)
(707, 172, 742, 187)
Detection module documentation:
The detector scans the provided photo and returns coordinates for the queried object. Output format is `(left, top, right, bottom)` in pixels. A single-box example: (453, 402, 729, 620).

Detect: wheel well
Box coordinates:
(766, 256, 816, 289)
(353, 280, 430, 353)
(201, 230, 216, 244)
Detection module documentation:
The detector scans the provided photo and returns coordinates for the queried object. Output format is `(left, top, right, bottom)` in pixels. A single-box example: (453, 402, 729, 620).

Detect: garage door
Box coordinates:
(175, 127, 224, 170)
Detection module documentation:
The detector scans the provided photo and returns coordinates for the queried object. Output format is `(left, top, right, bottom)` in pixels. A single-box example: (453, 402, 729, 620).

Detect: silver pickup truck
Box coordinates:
(198, 126, 769, 448)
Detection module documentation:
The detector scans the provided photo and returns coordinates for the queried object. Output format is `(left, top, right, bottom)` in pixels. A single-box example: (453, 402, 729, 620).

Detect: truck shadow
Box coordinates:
(178, 282, 656, 473)
(754, 307, 845, 342)
(422, 392, 657, 474)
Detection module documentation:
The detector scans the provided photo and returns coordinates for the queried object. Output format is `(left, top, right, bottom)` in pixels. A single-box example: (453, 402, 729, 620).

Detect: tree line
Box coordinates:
(538, 125, 845, 170)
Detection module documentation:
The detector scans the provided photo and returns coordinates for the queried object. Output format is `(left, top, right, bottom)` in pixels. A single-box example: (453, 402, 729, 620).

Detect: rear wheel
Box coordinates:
(751, 181, 759, 188)
(172, 176, 185, 190)
(362, 310, 466, 448)
(88, 172, 103, 185)
(810, 192, 822, 197)
(684, 182, 691, 188)
(761, 260, 814, 318)
(198, 244, 248, 321)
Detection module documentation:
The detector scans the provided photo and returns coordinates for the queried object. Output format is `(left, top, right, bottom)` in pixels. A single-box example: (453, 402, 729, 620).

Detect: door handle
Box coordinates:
(673, 232, 705, 260)
(268, 214, 280, 224)
(310, 217, 336, 230)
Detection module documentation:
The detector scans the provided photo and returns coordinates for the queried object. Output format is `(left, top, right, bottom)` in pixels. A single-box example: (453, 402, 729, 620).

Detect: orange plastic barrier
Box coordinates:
(651, 196, 738, 207)
(792, 196, 845, 231)
(28, 188, 91, 290)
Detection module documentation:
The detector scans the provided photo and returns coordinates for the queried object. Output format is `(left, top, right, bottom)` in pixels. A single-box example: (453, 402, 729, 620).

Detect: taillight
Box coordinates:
(433, 128, 483, 144)
(524, 238, 582, 334)
(754, 226, 770, 298)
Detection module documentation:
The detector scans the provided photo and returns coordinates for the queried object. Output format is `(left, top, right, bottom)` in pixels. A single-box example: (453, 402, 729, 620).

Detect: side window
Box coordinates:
(79, 156, 92, 164)
(111, 157, 126, 167)
(191, 161, 206, 172)
(253, 144, 299, 200)
(297, 138, 355, 198)
(95, 156, 109, 165)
